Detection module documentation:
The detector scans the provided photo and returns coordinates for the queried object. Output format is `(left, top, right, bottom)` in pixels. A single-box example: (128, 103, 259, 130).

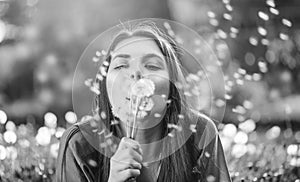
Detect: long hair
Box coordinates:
(95, 21, 196, 182)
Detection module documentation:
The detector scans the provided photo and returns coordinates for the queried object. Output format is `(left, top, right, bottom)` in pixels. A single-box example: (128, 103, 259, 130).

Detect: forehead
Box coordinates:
(112, 36, 163, 57)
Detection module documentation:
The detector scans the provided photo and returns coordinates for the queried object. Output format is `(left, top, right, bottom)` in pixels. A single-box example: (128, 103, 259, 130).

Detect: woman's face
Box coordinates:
(106, 36, 170, 129)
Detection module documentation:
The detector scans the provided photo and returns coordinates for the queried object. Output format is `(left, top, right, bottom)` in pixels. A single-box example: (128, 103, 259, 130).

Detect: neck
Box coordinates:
(134, 118, 164, 144)
(118, 118, 164, 161)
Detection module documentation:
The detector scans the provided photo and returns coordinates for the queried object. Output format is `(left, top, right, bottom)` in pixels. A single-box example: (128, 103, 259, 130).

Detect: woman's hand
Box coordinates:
(108, 137, 143, 182)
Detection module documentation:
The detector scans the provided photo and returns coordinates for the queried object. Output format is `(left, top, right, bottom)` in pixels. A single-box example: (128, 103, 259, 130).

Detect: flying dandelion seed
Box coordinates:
(269, 7, 279, 15)
(88, 159, 97, 167)
(95, 51, 102, 57)
(90, 85, 100, 95)
(282, 19, 292, 27)
(103, 61, 109, 67)
(238, 68, 246, 75)
(215, 99, 226, 107)
(184, 91, 192, 97)
(258, 11, 269, 21)
(84, 78, 93, 87)
(167, 30, 175, 37)
(233, 72, 241, 79)
(257, 27, 267, 36)
(222, 0, 230, 5)
(178, 114, 184, 119)
(217, 29, 227, 39)
(230, 27, 239, 34)
(227, 80, 234, 87)
(190, 124, 197, 133)
(243, 100, 253, 109)
(223, 13, 232, 21)
(99, 66, 107, 76)
(232, 105, 246, 115)
(101, 50, 107, 56)
(96, 74, 104, 81)
(92, 57, 100, 63)
(163, 22, 171, 30)
(225, 4, 233, 11)
(168, 132, 174, 137)
(207, 175, 216, 182)
(100, 111, 106, 119)
(252, 73, 262, 81)
(207, 11, 216, 18)
(205, 152, 211, 158)
(279, 33, 289, 40)
(111, 120, 119, 125)
(154, 113, 161, 118)
(261, 38, 270, 46)
(266, 0, 275, 7)
(258, 61, 268, 73)
(236, 79, 244, 85)
(225, 85, 231, 92)
(225, 94, 232, 100)
(209, 19, 219, 27)
(249, 37, 258, 46)
(230, 32, 237, 38)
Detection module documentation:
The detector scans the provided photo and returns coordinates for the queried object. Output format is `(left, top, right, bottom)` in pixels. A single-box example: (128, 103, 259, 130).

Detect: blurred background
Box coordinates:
(0, 0, 300, 181)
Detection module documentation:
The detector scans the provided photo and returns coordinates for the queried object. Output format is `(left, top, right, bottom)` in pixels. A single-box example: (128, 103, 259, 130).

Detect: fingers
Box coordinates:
(118, 137, 143, 155)
(111, 147, 143, 169)
(120, 168, 141, 179)
(109, 137, 143, 181)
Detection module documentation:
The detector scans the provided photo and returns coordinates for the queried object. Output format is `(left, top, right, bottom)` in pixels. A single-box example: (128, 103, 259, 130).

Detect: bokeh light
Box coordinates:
(35, 126, 51, 146)
(0, 20, 5, 43)
(3, 130, 17, 144)
(64, 111, 77, 124)
(44, 112, 57, 129)
(0, 145, 7, 160)
(234, 131, 248, 144)
(222, 124, 237, 138)
(5, 121, 16, 131)
(0, 110, 7, 124)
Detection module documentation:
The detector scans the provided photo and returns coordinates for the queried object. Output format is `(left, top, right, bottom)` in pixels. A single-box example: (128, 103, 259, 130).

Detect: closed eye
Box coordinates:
(114, 64, 128, 70)
(145, 64, 161, 70)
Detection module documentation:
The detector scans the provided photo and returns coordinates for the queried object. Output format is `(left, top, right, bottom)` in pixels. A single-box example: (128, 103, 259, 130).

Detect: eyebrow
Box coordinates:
(112, 54, 131, 60)
(112, 53, 164, 63)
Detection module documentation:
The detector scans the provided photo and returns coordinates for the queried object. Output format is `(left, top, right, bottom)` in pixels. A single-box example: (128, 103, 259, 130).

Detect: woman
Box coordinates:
(56, 21, 231, 182)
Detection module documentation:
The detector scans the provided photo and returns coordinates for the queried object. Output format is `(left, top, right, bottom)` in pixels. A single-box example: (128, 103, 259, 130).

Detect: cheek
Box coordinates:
(148, 73, 170, 96)
(106, 71, 127, 106)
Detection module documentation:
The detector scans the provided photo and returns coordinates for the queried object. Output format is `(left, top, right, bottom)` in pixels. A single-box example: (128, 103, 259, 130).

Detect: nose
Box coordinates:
(130, 71, 143, 80)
